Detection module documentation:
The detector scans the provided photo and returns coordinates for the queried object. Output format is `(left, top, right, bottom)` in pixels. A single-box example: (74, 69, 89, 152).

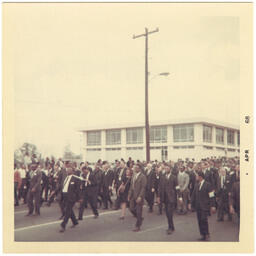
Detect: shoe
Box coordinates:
(70, 223, 78, 228)
(25, 213, 32, 216)
(59, 226, 65, 233)
(166, 229, 173, 235)
(205, 235, 210, 241)
(119, 216, 125, 220)
(15, 203, 19, 207)
(59, 215, 64, 220)
(33, 213, 40, 216)
(133, 227, 141, 232)
(94, 215, 99, 219)
(197, 236, 206, 241)
(78, 217, 83, 221)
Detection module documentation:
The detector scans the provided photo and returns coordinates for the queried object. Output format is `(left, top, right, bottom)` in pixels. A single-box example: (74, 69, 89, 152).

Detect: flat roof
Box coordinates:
(78, 117, 240, 132)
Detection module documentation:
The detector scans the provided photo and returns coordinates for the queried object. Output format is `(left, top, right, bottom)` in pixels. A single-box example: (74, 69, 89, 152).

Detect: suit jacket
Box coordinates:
(204, 169, 214, 188)
(210, 167, 219, 190)
(80, 172, 98, 197)
(93, 169, 103, 186)
(102, 169, 114, 188)
(230, 181, 240, 212)
(186, 170, 196, 192)
(56, 168, 67, 192)
(145, 169, 156, 191)
(177, 172, 189, 192)
(216, 175, 231, 196)
(158, 173, 180, 203)
(128, 172, 147, 201)
(29, 170, 42, 192)
(64, 175, 81, 203)
(191, 180, 215, 211)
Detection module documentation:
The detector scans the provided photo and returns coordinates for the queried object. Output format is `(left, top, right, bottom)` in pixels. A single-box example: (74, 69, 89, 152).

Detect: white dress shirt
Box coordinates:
(62, 175, 72, 193)
(199, 180, 205, 191)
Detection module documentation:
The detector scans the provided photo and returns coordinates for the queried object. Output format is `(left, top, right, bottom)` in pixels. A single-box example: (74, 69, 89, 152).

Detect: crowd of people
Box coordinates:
(14, 155, 240, 241)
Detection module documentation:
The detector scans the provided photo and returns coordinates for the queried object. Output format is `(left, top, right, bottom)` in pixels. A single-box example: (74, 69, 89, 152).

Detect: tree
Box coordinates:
(14, 142, 40, 165)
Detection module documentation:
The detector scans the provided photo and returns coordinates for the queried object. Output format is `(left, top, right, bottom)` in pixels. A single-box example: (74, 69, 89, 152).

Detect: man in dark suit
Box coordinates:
(128, 164, 147, 232)
(93, 164, 104, 208)
(26, 163, 42, 216)
(145, 163, 156, 213)
(102, 161, 114, 209)
(59, 167, 81, 232)
(78, 166, 99, 220)
(157, 165, 181, 235)
(154, 165, 165, 215)
(191, 171, 216, 241)
(55, 163, 68, 219)
(202, 162, 214, 188)
(216, 167, 232, 221)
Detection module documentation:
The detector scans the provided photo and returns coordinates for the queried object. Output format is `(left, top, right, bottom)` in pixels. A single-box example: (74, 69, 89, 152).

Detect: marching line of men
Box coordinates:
(14, 156, 240, 240)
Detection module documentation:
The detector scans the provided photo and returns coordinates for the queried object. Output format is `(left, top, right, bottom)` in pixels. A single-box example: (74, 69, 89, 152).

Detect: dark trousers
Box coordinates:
(129, 198, 144, 228)
(14, 182, 19, 205)
(103, 187, 112, 209)
(217, 196, 231, 220)
(61, 193, 78, 229)
(177, 190, 189, 213)
(164, 201, 175, 230)
(41, 181, 49, 201)
(145, 190, 155, 210)
(79, 192, 98, 218)
(59, 197, 65, 216)
(196, 209, 209, 236)
(27, 189, 41, 214)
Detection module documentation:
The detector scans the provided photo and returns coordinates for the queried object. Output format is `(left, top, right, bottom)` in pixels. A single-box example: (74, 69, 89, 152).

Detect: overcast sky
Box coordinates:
(9, 4, 240, 157)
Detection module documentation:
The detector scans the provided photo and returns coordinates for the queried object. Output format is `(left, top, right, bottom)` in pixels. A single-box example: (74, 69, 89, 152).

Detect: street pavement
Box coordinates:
(15, 201, 239, 242)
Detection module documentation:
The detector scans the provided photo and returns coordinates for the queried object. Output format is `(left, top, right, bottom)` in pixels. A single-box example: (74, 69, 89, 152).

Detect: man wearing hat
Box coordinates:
(191, 171, 216, 241)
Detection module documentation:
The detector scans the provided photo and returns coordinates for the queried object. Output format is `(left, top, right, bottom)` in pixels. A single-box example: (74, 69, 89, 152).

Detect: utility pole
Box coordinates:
(133, 27, 159, 163)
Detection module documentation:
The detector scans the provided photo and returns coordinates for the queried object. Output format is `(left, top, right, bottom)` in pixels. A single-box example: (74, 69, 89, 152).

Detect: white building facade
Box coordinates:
(79, 118, 240, 163)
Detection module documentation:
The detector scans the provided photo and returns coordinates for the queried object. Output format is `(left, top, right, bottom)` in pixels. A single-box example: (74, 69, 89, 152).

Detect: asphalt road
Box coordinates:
(15, 201, 239, 242)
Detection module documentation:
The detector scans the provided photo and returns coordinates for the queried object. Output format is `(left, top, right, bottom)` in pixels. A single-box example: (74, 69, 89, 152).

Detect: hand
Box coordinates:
(157, 197, 160, 204)
(188, 203, 192, 211)
(178, 197, 183, 202)
(152, 188, 155, 193)
(31, 188, 35, 193)
(108, 186, 112, 191)
(136, 197, 142, 204)
(127, 196, 130, 202)
(211, 207, 216, 214)
(79, 199, 83, 203)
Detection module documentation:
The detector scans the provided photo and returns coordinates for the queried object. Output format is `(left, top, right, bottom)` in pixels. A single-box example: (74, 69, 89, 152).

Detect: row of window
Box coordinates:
(87, 125, 240, 146)
(87, 146, 240, 152)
